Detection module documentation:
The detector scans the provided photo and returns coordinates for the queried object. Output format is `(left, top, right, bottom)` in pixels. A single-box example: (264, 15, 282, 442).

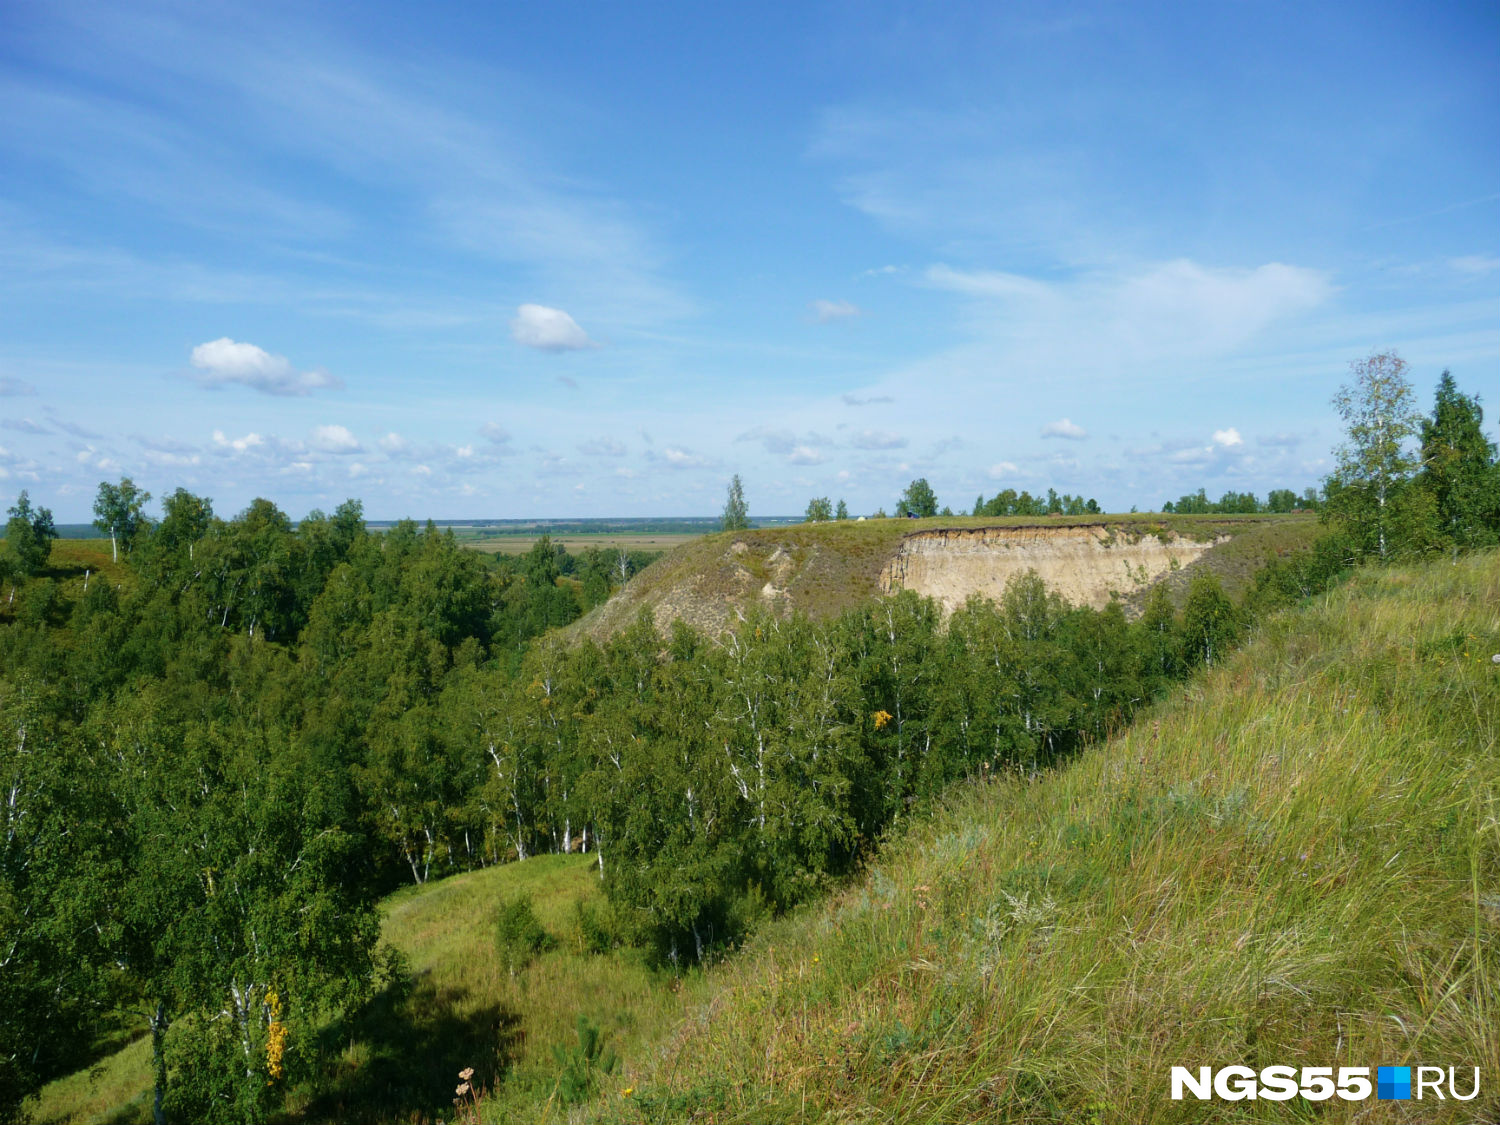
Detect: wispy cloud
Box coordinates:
(850, 429, 907, 450)
(810, 298, 861, 323)
(0, 377, 37, 397)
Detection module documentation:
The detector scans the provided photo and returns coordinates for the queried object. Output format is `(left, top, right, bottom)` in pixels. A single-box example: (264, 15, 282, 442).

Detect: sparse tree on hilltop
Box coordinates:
(835, 499, 848, 520)
(1326, 350, 1424, 561)
(895, 478, 938, 519)
(93, 477, 152, 562)
(804, 497, 832, 523)
(721, 474, 750, 531)
(3, 491, 58, 578)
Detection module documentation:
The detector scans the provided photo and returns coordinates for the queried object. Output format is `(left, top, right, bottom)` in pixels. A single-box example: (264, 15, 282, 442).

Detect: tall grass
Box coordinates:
(590, 552, 1500, 1123)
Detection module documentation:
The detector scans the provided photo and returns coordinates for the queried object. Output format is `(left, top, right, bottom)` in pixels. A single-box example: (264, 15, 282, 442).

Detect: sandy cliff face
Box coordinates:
(880, 525, 1223, 611)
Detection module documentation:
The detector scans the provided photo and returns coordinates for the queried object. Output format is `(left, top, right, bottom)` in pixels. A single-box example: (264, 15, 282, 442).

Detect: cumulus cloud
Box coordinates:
(379, 432, 411, 455)
(212, 429, 265, 453)
(310, 424, 362, 453)
(1041, 418, 1087, 440)
(1212, 427, 1243, 448)
(0, 378, 37, 397)
(842, 392, 894, 406)
(810, 299, 861, 323)
(988, 461, 1020, 478)
(189, 338, 343, 396)
(788, 445, 826, 465)
(510, 304, 597, 351)
(850, 429, 907, 450)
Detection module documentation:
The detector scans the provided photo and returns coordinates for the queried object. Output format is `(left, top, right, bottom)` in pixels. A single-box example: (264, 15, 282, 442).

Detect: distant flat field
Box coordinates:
(459, 532, 703, 555)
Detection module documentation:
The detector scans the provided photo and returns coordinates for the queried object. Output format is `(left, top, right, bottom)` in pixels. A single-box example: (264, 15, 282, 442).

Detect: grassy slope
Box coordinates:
(30, 855, 704, 1124)
(0, 538, 126, 622)
(591, 552, 1500, 1124)
(568, 514, 1318, 642)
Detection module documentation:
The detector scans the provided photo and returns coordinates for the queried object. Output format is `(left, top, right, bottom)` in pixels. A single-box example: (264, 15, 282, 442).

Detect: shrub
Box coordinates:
(494, 895, 551, 977)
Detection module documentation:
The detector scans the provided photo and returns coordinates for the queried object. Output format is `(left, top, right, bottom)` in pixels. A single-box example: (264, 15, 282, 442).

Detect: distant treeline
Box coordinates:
(1163, 486, 1321, 514)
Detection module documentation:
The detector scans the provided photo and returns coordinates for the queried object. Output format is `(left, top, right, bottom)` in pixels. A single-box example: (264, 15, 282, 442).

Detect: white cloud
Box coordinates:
(842, 393, 895, 406)
(510, 304, 597, 351)
(379, 432, 410, 455)
(1042, 418, 1087, 440)
(479, 423, 512, 444)
(788, 445, 826, 465)
(189, 338, 343, 396)
(1212, 427, 1243, 448)
(310, 424, 361, 453)
(0, 378, 38, 397)
(810, 299, 861, 323)
(1, 418, 47, 434)
(659, 446, 710, 469)
(988, 461, 1020, 478)
(850, 429, 907, 450)
(212, 429, 265, 453)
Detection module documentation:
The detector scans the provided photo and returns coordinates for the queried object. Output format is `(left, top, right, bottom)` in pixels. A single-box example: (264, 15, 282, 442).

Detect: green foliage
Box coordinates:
(1325, 349, 1425, 561)
(3, 490, 58, 577)
(494, 894, 552, 976)
(803, 496, 833, 522)
(551, 1015, 618, 1105)
(92, 477, 152, 563)
(720, 474, 749, 531)
(1419, 369, 1500, 548)
(974, 486, 1100, 516)
(834, 499, 848, 520)
(1180, 571, 1239, 668)
(1162, 486, 1316, 514)
(894, 478, 938, 518)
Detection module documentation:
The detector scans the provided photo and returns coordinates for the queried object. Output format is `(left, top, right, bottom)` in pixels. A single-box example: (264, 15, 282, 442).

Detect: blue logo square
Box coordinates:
(1377, 1066, 1411, 1100)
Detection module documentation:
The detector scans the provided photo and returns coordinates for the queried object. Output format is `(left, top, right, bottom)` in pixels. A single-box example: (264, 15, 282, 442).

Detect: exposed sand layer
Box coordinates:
(880, 525, 1224, 611)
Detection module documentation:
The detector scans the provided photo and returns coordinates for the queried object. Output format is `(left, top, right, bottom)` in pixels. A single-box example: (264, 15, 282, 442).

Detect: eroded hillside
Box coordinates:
(570, 514, 1316, 641)
(880, 524, 1224, 611)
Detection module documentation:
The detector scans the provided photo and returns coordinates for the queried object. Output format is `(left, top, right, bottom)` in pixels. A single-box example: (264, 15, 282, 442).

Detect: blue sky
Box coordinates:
(1, 0, 1495, 521)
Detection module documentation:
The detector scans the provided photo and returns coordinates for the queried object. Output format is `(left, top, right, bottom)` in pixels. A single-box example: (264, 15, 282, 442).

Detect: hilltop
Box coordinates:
(568, 513, 1318, 641)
